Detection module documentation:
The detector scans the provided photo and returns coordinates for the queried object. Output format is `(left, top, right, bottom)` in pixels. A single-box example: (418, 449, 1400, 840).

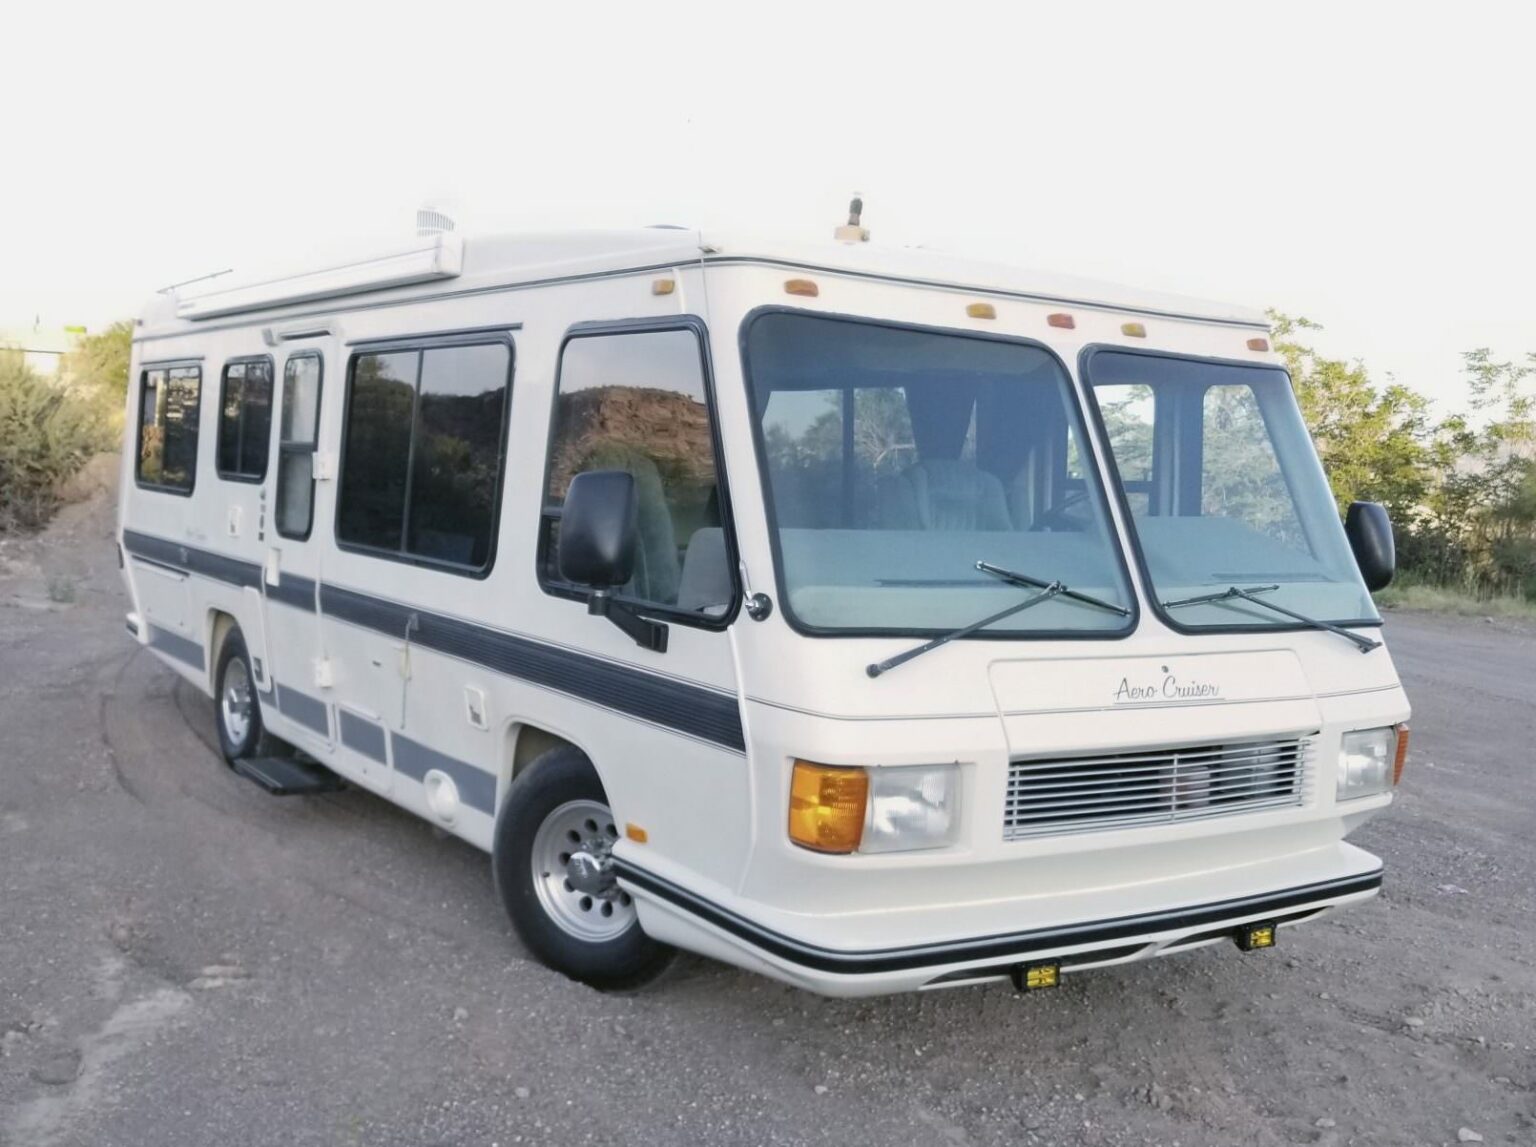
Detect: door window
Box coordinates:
(541, 326, 734, 618)
(276, 353, 323, 539)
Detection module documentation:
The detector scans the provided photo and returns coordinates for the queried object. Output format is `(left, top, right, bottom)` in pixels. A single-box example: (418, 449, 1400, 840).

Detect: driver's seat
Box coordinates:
(878, 460, 1012, 531)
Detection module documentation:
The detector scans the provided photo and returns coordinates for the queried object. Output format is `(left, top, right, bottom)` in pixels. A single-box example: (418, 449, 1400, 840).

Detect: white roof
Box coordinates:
(138, 227, 1268, 335)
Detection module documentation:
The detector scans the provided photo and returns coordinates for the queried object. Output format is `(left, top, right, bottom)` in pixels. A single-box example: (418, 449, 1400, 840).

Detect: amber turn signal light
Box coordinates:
(788, 761, 867, 853)
(1393, 723, 1410, 784)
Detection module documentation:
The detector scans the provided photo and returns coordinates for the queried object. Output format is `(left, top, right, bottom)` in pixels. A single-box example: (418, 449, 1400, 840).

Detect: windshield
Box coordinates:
(743, 312, 1134, 635)
(1085, 350, 1378, 628)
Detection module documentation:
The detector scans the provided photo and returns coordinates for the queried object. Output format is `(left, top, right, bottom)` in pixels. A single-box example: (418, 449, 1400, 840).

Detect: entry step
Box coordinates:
(231, 754, 345, 796)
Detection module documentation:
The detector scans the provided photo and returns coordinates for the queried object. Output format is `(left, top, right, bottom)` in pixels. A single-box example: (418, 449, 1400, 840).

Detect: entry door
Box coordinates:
(260, 348, 331, 748)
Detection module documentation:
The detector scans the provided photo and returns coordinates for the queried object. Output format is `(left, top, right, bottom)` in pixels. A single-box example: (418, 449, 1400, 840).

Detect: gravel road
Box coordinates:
(1, 488, 1532, 1147)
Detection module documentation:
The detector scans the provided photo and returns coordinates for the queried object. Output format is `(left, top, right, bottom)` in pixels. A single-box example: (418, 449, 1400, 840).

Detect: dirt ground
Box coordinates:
(0, 480, 1532, 1147)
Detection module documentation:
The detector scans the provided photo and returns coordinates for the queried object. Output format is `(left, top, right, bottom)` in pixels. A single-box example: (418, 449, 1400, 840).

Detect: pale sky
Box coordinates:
(4, 1, 1531, 413)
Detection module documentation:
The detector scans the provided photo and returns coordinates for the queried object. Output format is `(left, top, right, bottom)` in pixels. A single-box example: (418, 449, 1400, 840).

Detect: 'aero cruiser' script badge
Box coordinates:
(1114, 665, 1222, 704)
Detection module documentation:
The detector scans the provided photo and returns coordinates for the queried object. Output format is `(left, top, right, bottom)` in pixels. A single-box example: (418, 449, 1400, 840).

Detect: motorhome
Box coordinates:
(118, 214, 1410, 996)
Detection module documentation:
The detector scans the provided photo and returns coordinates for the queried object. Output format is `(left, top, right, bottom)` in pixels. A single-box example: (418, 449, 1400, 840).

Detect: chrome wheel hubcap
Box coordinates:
(221, 658, 252, 747)
(531, 799, 634, 941)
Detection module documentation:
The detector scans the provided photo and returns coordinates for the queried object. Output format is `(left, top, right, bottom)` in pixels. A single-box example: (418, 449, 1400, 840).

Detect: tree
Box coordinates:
(1269, 312, 1436, 526)
(63, 320, 133, 401)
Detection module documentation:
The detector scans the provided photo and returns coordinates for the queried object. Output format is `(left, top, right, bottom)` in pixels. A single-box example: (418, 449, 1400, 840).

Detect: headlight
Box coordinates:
(862, 764, 959, 853)
(1337, 727, 1398, 801)
(788, 762, 959, 854)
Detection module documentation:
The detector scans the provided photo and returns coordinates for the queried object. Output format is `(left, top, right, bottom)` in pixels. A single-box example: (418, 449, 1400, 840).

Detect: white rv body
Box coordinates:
(119, 227, 1409, 996)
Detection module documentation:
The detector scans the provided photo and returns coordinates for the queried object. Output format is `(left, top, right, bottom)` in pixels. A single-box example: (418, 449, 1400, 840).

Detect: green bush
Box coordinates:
(0, 353, 116, 531)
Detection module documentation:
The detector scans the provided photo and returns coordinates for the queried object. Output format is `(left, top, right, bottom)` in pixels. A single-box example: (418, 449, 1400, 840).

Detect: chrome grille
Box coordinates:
(1004, 737, 1311, 839)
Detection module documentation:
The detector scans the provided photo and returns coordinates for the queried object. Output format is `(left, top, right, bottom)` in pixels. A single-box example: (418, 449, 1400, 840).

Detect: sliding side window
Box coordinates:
(336, 339, 512, 574)
(540, 325, 734, 619)
(136, 365, 202, 494)
(216, 357, 275, 481)
(275, 353, 323, 540)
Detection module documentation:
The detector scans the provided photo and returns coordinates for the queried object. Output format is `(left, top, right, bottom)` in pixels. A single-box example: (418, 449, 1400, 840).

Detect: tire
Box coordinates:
(213, 628, 279, 764)
(493, 746, 674, 990)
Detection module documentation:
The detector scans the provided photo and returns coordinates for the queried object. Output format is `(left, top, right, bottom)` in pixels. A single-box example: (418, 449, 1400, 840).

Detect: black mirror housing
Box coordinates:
(556, 470, 668, 653)
(558, 470, 638, 589)
(1345, 501, 1396, 592)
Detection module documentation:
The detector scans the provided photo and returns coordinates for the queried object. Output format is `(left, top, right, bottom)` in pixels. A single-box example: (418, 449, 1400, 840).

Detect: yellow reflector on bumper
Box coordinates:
(788, 761, 867, 853)
(1011, 961, 1061, 991)
(1235, 922, 1277, 951)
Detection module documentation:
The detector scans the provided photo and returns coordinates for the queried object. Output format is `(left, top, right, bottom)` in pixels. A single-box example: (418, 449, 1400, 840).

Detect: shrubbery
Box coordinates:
(0, 352, 117, 531)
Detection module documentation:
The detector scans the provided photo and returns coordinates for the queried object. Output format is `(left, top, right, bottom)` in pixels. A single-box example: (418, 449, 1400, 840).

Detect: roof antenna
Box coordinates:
(834, 193, 870, 242)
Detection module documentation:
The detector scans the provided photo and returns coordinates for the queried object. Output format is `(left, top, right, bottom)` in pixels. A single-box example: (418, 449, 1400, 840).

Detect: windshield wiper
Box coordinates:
(866, 562, 1130, 679)
(976, 562, 1132, 617)
(1162, 584, 1381, 654)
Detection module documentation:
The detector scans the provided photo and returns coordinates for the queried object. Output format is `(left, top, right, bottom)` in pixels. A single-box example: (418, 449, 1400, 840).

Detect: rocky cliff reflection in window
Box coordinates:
(543, 329, 730, 615)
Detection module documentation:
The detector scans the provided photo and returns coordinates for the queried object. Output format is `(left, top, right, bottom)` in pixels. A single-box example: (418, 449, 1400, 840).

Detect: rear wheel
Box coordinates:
(493, 746, 674, 990)
(214, 629, 278, 764)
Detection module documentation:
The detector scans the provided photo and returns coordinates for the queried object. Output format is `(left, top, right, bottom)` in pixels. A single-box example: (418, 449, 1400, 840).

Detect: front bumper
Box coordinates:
(617, 849, 1383, 997)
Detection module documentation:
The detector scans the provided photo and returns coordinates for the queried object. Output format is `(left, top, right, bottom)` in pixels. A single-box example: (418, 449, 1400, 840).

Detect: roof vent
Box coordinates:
(834, 193, 870, 242)
(416, 204, 456, 237)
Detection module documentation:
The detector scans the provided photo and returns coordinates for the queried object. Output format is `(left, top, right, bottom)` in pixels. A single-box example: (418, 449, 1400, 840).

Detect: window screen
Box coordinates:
(542, 327, 732, 617)
(336, 341, 511, 572)
(136, 365, 202, 493)
(216, 358, 274, 481)
(276, 353, 323, 539)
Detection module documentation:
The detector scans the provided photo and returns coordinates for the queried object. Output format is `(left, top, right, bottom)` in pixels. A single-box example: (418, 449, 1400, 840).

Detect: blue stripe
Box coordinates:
(277, 684, 329, 736)
(147, 624, 204, 670)
(267, 572, 317, 613)
(123, 529, 262, 589)
(321, 583, 745, 751)
(339, 710, 387, 763)
(389, 732, 497, 815)
(119, 528, 746, 752)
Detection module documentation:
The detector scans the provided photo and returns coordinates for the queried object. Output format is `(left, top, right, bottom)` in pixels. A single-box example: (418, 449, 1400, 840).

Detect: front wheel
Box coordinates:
(492, 747, 674, 990)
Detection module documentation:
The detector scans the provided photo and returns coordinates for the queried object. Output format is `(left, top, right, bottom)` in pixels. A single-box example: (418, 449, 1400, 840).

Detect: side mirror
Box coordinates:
(1345, 501, 1395, 591)
(558, 470, 638, 588)
(558, 470, 668, 653)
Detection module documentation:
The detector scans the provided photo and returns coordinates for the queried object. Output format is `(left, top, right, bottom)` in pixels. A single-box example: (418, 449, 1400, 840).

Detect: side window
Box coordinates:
(216, 357, 274, 481)
(136, 365, 201, 493)
(275, 353, 323, 539)
(336, 340, 512, 573)
(541, 326, 733, 617)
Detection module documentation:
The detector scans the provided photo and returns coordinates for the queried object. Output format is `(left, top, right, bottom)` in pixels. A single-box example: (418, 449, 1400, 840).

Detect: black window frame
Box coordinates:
(275, 350, 324, 541)
(215, 354, 276, 484)
(536, 315, 743, 631)
(134, 360, 203, 497)
(333, 330, 515, 579)
(736, 305, 1141, 642)
(1078, 342, 1383, 640)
